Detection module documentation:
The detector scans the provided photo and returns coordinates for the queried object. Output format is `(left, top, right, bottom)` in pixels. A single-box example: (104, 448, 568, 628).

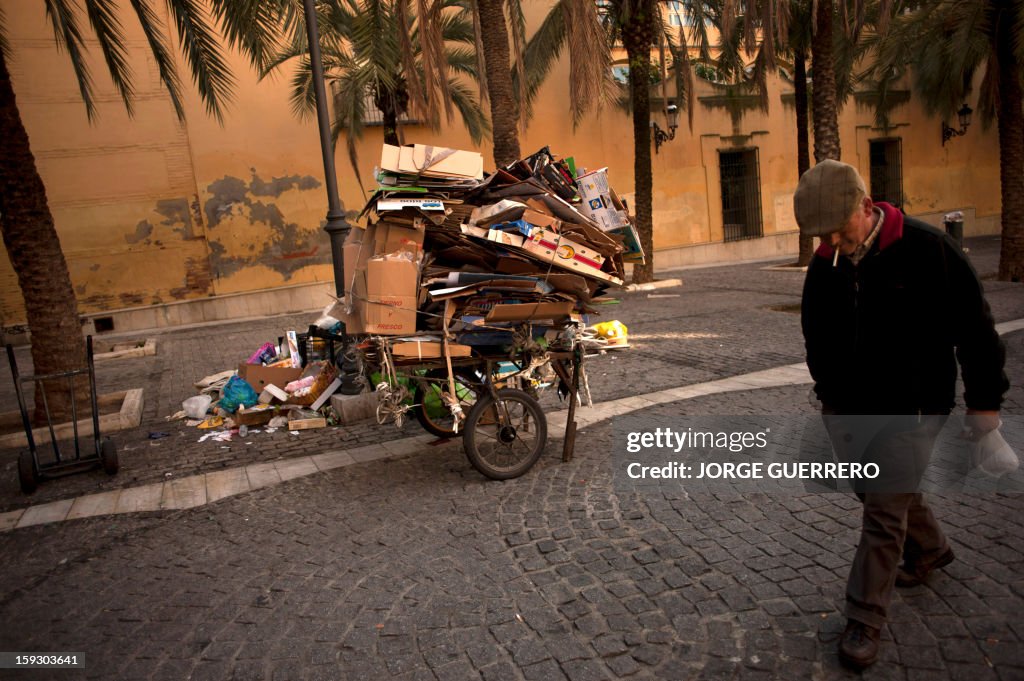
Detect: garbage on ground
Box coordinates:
(219, 375, 260, 413)
(183, 394, 213, 419)
(197, 416, 224, 429)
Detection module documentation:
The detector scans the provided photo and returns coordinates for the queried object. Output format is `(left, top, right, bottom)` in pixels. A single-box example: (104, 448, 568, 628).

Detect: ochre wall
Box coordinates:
(1, 1, 1002, 327)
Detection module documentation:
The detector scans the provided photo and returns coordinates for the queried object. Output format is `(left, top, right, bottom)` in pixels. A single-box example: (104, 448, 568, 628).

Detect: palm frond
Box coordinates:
(208, 0, 289, 73)
(128, 0, 186, 120)
(83, 0, 135, 114)
(468, 0, 488, 105)
(447, 77, 490, 143)
(287, 54, 317, 118)
(519, 0, 566, 122)
(44, 0, 97, 120)
(166, 0, 235, 122)
(507, 0, 528, 132)
(0, 4, 10, 60)
(330, 67, 371, 193)
(396, 0, 427, 119)
(563, 0, 611, 124)
(670, 40, 695, 131)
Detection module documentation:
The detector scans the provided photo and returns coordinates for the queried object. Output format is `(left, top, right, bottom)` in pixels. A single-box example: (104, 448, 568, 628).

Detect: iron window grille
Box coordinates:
(719, 148, 764, 242)
(869, 138, 903, 210)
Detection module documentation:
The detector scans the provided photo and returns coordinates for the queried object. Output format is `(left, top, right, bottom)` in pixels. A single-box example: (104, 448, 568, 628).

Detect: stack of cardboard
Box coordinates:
(332, 145, 644, 357)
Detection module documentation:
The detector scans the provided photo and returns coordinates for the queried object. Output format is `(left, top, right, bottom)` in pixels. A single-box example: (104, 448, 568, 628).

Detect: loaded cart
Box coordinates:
(7, 336, 118, 494)
(326, 143, 639, 479)
(358, 313, 595, 479)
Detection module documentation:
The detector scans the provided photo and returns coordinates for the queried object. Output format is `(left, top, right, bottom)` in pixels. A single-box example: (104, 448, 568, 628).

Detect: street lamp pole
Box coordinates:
(303, 0, 350, 297)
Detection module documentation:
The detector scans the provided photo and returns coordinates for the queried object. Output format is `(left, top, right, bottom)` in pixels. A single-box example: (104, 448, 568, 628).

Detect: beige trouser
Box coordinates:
(822, 413, 950, 629)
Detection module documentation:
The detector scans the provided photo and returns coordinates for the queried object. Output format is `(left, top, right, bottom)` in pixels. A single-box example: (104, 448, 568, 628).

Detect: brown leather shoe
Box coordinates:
(896, 547, 955, 588)
(839, 619, 880, 669)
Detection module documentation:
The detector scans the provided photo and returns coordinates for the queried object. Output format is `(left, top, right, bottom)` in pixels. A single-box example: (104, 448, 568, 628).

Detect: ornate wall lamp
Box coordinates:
(652, 103, 680, 154)
(941, 103, 973, 146)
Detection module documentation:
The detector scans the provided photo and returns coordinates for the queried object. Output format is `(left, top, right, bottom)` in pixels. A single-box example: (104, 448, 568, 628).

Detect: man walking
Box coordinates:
(795, 160, 1008, 668)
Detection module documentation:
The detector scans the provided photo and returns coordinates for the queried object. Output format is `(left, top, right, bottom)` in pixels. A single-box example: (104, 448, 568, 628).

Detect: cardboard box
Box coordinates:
(380, 144, 484, 179)
(525, 228, 606, 270)
(365, 257, 419, 335)
(391, 341, 473, 360)
(486, 229, 526, 248)
(522, 209, 561, 231)
(485, 302, 575, 323)
(376, 197, 445, 212)
(608, 224, 645, 263)
(576, 168, 630, 231)
(238, 363, 302, 392)
(329, 391, 380, 425)
(374, 221, 424, 257)
(235, 404, 276, 426)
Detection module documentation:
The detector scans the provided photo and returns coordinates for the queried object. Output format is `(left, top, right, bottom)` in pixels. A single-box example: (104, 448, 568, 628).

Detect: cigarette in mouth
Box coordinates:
(833, 249, 839, 267)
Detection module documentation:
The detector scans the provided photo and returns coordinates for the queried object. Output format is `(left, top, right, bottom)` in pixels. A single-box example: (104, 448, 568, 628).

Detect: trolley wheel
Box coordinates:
(100, 439, 119, 476)
(413, 368, 482, 438)
(18, 450, 37, 494)
(463, 388, 547, 480)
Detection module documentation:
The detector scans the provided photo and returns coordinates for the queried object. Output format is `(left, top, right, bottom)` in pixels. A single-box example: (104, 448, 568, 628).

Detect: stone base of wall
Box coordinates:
(78, 281, 334, 337)
(653, 231, 801, 273)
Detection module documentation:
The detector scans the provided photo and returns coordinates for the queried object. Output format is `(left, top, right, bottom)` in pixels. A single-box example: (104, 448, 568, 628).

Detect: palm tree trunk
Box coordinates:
(996, 27, 1024, 282)
(0, 51, 89, 421)
(623, 6, 656, 284)
(477, 0, 520, 166)
(794, 50, 814, 266)
(379, 92, 401, 146)
(810, 0, 841, 163)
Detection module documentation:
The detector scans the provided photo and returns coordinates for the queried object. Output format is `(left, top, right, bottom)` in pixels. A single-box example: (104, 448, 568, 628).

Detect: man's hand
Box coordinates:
(962, 410, 1001, 441)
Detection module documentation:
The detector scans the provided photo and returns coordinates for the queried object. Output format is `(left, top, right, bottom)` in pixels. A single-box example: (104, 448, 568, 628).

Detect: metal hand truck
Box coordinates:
(7, 336, 118, 494)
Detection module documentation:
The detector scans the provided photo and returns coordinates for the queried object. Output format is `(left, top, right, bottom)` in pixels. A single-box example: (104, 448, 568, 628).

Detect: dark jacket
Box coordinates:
(801, 202, 1008, 414)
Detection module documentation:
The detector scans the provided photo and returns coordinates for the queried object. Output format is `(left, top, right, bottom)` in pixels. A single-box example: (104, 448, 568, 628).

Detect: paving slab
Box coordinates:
(113, 483, 163, 514)
(205, 468, 251, 503)
(66, 490, 121, 520)
(274, 457, 318, 481)
(160, 475, 207, 510)
(246, 462, 282, 490)
(16, 499, 73, 528)
(311, 449, 355, 471)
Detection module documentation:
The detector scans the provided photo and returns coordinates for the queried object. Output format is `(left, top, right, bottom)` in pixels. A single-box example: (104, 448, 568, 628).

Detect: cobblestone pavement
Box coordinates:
(0, 238, 1020, 680)
(0, 384, 1021, 680)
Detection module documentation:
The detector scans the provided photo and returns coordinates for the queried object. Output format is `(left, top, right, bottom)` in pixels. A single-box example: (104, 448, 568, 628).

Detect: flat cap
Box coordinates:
(793, 160, 867, 236)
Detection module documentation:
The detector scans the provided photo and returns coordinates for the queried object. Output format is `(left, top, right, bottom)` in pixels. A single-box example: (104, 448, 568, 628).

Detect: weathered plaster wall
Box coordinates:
(1, 1, 1003, 328)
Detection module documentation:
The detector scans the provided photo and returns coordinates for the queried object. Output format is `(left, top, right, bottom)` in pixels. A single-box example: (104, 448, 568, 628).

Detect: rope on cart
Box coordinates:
(374, 339, 412, 427)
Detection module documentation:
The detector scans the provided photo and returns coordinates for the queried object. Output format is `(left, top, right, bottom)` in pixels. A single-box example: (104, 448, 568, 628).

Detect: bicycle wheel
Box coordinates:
(413, 368, 482, 438)
(463, 388, 547, 480)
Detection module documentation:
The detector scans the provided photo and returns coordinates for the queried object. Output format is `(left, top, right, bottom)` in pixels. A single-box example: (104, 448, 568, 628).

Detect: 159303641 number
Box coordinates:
(0, 652, 85, 668)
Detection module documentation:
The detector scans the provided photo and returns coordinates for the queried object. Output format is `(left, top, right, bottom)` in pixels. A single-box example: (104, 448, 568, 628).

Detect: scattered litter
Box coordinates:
(289, 431, 300, 435)
(197, 416, 224, 429)
(148, 432, 170, 440)
(194, 370, 234, 390)
(185, 419, 202, 427)
(198, 431, 232, 443)
(647, 293, 679, 298)
(183, 394, 213, 419)
(165, 410, 187, 421)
